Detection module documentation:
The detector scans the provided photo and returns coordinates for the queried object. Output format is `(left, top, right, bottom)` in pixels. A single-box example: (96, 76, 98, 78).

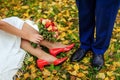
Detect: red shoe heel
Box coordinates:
(49, 48, 64, 56)
(37, 57, 68, 70)
(37, 59, 49, 70)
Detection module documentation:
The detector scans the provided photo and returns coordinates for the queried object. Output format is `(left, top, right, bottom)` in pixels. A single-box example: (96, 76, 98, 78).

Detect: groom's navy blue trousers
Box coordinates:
(76, 0, 120, 54)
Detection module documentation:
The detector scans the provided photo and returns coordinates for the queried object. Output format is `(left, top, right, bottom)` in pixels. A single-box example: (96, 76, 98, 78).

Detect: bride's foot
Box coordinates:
(37, 57, 68, 70)
(49, 43, 75, 56)
(50, 42, 68, 49)
(37, 49, 57, 63)
(39, 40, 75, 56)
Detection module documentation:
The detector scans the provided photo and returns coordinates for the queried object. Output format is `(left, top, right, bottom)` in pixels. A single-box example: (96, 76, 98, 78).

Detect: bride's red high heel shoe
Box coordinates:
(37, 57, 68, 70)
(64, 43, 75, 51)
(49, 43, 75, 56)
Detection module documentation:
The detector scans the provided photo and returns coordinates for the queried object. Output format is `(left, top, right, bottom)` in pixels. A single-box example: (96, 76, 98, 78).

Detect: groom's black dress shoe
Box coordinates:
(70, 48, 88, 62)
(92, 54, 104, 71)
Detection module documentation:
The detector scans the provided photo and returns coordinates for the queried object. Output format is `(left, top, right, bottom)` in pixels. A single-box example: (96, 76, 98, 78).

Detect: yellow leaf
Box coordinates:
(69, 71, 77, 76)
(42, 69, 51, 77)
(77, 72, 85, 78)
(96, 73, 105, 79)
(58, 32, 66, 38)
(71, 34, 78, 40)
(29, 65, 34, 69)
(66, 10, 70, 17)
(82, 57, 89, 64)
(106, 71, 114, 77)
(61, 74, 67, 79)
(62, 40, 69, 44)
(66, 65, 72, 71)
(53, 76, 59, 80)
(111, 39, 117, 42)
(67, 30, 73, 34)
(109, 65, 116, 71)
(61, 38, 65, 40)
(31, 73, 37, 79)
(113, 62, 120, 67)
(116, 28, 120, 32)
(76, 78, 81, 80)
(110, 43, 114, 51)
(58, 27, 66, 31)
(52, 70, 57, 74)
(110, 76, 115, 80)
(118, 10, 120, 13)
(23, 12, 29, 17)
(83, 71, 88, 74)
(28, 57, 34, 62)
(73, 63, 79, 71)
(117, 50, 120, 53)
(105, 63, 110, 67)
(61, 18, 66, 22)
(24, 73, 30, 79)
(13, 12, 18, 15)
(104, 77, 109, 80)
(21, 6, 29, 9)
(31, 67, 37, 73)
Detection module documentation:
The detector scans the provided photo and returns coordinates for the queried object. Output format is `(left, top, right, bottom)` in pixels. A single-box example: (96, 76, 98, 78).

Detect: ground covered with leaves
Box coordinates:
(1, 0, 120, 80)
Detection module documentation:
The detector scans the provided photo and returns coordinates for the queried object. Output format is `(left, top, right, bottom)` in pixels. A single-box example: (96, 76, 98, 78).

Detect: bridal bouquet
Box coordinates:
(32, 18, 59, 48)
(38, 18, 59, 42)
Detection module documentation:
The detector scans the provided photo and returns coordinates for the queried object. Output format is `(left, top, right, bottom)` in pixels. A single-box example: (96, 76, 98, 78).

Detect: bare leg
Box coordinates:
(23, 22, 68, 49)
(20, 23, 57, 63)
(20, 39, 57, 63)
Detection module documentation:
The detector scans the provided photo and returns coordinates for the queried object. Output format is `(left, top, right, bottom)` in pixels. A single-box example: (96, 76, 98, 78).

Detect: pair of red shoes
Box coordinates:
(37, 43, 75, 70)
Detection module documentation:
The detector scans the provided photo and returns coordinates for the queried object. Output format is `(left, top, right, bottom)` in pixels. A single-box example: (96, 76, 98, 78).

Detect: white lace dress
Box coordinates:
(0, 17, 38, 80)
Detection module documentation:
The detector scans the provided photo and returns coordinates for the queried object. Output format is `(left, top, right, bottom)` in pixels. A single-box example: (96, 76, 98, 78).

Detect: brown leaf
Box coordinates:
(52, 70, 57, 74)
(79, 64, 88, 70)
(69, 71, 77, 76)
(70, 75, 76, 80)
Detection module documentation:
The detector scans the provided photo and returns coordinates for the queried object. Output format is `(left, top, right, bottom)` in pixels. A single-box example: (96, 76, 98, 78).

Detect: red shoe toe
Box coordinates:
(54, 57, 68, 65)
(49, 48, 64, 56)
(37, 59, 49, 70)
(64, 43, 75, 51)
(49, 43, 75, 56)
(37, 57, 68, 70)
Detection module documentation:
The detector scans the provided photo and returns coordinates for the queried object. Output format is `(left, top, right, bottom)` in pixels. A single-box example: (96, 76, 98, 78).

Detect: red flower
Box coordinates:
(45, 21, 52, 28)
(52, 26, 58, 31)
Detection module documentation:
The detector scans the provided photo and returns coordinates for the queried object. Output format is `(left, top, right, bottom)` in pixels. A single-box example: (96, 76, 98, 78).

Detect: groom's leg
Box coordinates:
(77, 0, 96, 50)
(70, 0, 96, 62)
(92, 0, 120, 55)
(91, 0, 120, 70)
